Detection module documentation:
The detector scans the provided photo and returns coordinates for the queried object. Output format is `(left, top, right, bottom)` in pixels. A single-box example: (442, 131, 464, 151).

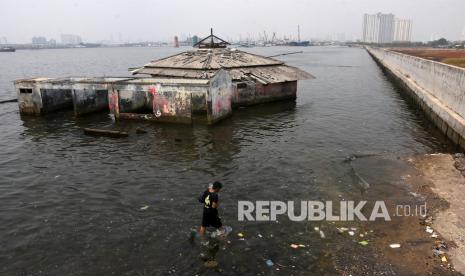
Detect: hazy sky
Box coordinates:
(1, 0, 464, 43)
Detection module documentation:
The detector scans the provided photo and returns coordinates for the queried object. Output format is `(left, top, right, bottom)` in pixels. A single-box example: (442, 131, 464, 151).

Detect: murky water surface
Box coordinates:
(0, 46, 455, 275)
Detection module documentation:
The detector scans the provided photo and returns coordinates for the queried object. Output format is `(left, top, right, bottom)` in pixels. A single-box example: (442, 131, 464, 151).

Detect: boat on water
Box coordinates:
(0, 47, 16, 52)
(286, 41, 311, 47)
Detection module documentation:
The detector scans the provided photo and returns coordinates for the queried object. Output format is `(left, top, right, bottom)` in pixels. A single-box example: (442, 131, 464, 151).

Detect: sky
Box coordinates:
(0, 0, 464, 43)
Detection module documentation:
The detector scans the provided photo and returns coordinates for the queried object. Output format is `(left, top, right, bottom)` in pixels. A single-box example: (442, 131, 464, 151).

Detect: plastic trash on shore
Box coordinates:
(140, 205, 149, 210)
(348, 231, 355, 236)
(266, 259, 274, 267)
(432, 249, 445, 257)
(441, 256, 448, 263)
(237, 232, 244, 238)
(389, 243, 401, 248)
(319, 230, 326, 239)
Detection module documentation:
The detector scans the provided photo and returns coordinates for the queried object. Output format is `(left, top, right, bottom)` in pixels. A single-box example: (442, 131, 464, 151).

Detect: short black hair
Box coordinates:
(212, 181, 223, 190)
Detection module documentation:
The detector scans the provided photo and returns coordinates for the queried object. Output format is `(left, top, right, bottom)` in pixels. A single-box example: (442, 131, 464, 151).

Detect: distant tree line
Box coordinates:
(353, 38, 465, 49)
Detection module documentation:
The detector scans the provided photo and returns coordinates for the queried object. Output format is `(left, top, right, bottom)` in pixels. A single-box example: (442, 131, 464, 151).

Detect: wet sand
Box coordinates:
(332, 153, 464, 275)
(411, 153, 465, 274)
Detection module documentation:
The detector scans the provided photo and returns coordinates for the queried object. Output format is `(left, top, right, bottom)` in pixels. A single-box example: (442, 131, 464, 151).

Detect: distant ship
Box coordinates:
(286, 41, 311, 47)
(286, 25, 312, 47)
(0, 47, 16, 52)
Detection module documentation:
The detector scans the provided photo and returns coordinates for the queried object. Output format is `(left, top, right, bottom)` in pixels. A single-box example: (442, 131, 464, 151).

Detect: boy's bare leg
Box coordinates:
(199, 226, 206, 235)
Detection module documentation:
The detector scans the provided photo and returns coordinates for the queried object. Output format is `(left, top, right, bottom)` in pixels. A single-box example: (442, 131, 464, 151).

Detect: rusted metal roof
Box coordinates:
(131, 48, 315, 84)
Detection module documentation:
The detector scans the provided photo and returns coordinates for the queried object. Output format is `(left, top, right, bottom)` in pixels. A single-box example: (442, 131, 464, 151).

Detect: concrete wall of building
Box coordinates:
(256, 81, 297, 103)
(207, 70, 233, 124)
(16, 82, 41, 114)
(16, 81, 74, 114)
(109, 83, 199, 124)
(367, 47, 465, 148)
(232, 80, 297, 107)
(72, 84, 109, 116)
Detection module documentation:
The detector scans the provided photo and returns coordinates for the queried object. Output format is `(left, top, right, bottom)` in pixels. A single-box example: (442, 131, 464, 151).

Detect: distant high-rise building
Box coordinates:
(174, 36, 179, 48)
(362, 13, 396, 43)
(192, 35, 199, 45)
(32, 36, 48, 44)
(394, 18, 413, 42)
(61, 34, 82, 45)
(362, 14, 380, 43)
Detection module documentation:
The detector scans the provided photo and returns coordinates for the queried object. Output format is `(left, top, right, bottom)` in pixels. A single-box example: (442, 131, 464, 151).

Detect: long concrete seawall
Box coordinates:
(367, 47, 465, 149)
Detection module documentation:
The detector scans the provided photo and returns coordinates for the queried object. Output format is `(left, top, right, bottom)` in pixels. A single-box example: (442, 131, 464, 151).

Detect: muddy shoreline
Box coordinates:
(329, 153, 464, 275)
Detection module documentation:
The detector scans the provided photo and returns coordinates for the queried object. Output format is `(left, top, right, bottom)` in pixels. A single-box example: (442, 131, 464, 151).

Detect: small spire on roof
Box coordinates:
(193, 28, 231, 49)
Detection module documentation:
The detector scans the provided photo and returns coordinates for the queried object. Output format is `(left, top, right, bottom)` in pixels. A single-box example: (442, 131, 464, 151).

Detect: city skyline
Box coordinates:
(362, 13, 413, 44)
(0, 0, 464, 44)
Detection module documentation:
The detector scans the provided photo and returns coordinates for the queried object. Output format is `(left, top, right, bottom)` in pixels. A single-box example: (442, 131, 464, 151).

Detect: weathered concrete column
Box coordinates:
(207, 70, 233, 124)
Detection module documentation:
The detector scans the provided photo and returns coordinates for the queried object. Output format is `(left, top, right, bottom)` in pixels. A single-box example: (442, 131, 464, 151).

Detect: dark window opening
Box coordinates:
(20, 88, 32, 94)
(237, 83, 247, 89)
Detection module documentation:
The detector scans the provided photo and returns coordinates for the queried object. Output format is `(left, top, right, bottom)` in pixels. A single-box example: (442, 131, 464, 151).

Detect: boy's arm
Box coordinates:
(212, 194, 219, 208)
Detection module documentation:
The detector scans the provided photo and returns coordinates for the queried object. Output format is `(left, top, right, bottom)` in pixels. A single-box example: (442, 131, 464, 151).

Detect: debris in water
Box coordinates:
(389, 244, 401, 248)
(204, 260, 218, 268)
(237, 232, 244, 238)
(266, 259, 274, 267)
(337, 227, 349, 233)
(358, 240, 369, 246)
(258, 233, 263, 238)
(140, 205, 149, 210)
(314, 226, 319, 231)
(348, 231, 355, 236)
(319, 230, 326, 239)
(136, 128, 147, 134)
(290, 243, 306, 249)
(83, 128, 128, 138)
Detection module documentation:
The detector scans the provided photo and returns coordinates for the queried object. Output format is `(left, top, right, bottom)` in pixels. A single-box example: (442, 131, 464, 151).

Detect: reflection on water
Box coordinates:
(0, 46, 457, 275)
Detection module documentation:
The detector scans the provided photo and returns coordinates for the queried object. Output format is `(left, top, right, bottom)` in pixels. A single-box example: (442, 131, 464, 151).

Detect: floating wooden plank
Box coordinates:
(83, 128, 128, 138)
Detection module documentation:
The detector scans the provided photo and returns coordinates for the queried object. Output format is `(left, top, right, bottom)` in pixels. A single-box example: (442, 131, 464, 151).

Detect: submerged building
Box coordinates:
(131, 30, 314, 110)
(15, 30, 314, 125)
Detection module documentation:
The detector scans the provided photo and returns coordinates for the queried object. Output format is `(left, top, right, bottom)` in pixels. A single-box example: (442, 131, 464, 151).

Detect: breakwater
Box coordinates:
(367, 47, 465, 149)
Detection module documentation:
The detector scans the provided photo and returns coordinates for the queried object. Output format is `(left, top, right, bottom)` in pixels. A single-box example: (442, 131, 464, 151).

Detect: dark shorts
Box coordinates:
(202, 211, 222, 228)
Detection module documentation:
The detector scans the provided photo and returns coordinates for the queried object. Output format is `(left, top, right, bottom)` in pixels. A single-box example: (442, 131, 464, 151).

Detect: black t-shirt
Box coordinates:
(200, 190, 218, 214)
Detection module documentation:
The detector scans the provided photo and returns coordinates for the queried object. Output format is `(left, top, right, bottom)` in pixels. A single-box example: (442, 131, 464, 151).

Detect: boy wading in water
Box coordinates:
(198, 181, 225, 236)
